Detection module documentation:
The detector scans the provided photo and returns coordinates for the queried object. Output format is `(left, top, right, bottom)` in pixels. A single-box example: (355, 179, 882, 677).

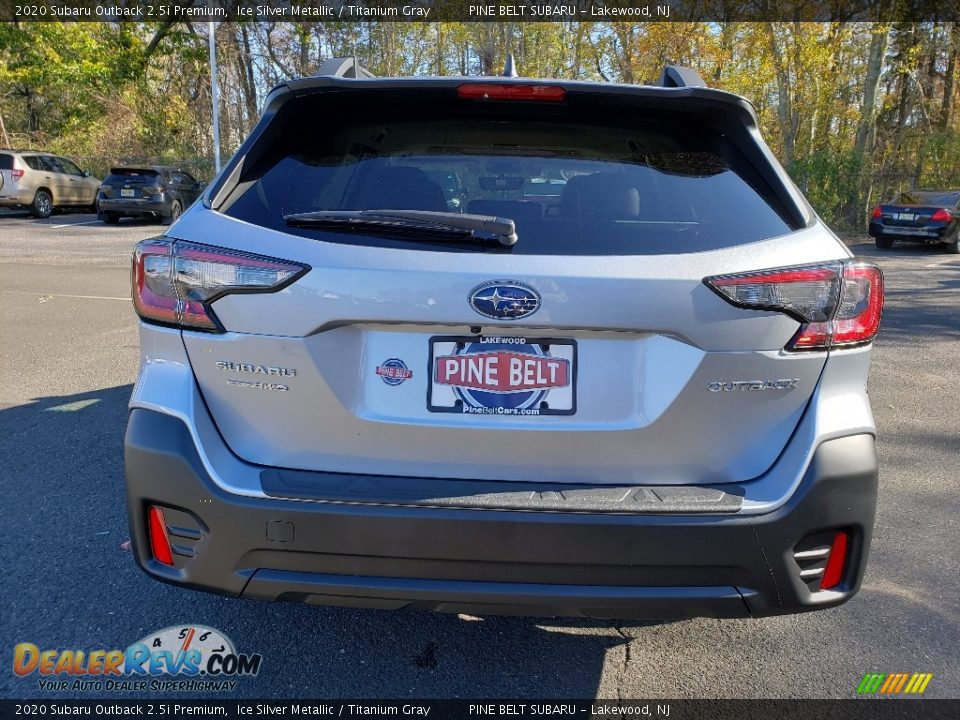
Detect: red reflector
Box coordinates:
(871, 206, 882, 219)
(148, 506, 174, 566)
(930, 208, 953, 222)
(457, 83, 566, 102)
(820, 530, 848, 590)
(11, 169, 24, 181)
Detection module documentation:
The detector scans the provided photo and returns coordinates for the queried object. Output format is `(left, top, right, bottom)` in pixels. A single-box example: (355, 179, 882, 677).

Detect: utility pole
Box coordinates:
(209, 21, 222, 173)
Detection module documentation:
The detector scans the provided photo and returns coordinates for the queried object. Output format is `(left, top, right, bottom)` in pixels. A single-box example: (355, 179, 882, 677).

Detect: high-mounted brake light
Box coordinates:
(871, 206, 882, 220)
(705, 261, 883, 351)
(458, 83, 566, 102)
(132, 238, 308, 332)
(930, 208, 953, 222)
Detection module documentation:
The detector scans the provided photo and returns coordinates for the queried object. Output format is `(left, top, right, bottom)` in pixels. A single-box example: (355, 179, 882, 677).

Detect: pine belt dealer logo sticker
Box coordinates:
(857, 672, 933, 695)
(376, 357, 414, 385)
(12, 625, 262, 692)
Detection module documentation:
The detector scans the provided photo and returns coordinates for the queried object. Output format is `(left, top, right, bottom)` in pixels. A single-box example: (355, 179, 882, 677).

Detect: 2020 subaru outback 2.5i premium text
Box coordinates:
(125, 66, 883, 619)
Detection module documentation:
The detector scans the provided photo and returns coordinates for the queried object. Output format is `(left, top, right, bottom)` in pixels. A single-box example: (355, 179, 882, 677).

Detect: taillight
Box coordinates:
(11, 169, 24, 181)
(930, 208, 953, 222)
(132, 238, 308, 332)
(458, 83, 566, 102)
(871, 206, 882, 219)
(705, 261, 883, 351)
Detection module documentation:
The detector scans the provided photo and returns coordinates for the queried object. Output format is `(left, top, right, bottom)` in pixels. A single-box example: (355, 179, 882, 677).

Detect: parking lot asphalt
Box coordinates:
(1, 211, 958, 700)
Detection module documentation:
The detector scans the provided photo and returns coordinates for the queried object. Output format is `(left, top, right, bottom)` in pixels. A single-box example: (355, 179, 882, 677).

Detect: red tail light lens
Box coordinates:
(132, 238, 308, 332)
(930, 208, 953, 222)
(820, 530, 849, 590)
(147, 506, 174, 566)
(705, 261, 883, 351)
(871, 206, 882, 219)
(11, 169, 24, 181)
(458, 83, 566, 102)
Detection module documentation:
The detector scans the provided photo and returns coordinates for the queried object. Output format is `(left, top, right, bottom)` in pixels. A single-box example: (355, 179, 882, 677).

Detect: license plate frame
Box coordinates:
(427, 335, 577, 416)
(895, 212, 916, 221)
(120, 188, 135, 198)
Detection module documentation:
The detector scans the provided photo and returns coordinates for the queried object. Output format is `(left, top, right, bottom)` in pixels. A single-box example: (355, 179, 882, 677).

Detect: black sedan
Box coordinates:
(97, 166, 204, 225)
(869, 190, 960, 253)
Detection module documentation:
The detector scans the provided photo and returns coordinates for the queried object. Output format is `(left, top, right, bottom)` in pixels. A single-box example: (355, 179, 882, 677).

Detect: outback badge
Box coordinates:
(469, 280, 541, 320)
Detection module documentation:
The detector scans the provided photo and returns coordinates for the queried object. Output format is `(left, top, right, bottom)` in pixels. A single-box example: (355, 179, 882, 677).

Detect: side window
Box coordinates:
(44, 156, 65, 174)
(180, 172, 198, 186)
(58, 158, 83, 176)
(22, 156, 42, 171)
(169, 172, 185, 186)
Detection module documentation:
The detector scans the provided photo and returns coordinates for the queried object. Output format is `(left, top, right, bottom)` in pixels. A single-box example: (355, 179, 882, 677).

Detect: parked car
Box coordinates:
(125, 61, 884, 619)
(97, 166, 204, 225)
(0, 149, 100, 218)
(869, 189, 960, 253)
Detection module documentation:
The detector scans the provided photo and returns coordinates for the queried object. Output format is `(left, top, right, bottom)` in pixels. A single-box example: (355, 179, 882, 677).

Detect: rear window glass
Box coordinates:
(106, 169, 160, 183)
(223, 103, 796, 256)
(891, 191, 960, 207)
(0, 154, 12, 170)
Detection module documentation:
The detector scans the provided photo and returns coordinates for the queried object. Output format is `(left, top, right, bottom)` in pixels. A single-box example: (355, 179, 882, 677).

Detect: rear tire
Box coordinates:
(946, 234, 960, 254)
(875, 236, 894, 249)
(98, 211, 119, 225)
(30, 189, 53, 219)
(161, 200, 182, 225)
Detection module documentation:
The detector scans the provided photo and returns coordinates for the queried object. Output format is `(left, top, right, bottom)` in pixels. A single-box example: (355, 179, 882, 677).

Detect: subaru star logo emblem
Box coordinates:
(468, 281, 541, 320)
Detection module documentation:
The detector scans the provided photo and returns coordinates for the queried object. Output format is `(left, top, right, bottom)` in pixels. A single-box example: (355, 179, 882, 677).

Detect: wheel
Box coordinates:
(875, 236, 894, 249)
(946, 233, 960, 254)
(30, 189, 53, 218)
(98, 211, 119, 225)
(161, 200, 182, 225)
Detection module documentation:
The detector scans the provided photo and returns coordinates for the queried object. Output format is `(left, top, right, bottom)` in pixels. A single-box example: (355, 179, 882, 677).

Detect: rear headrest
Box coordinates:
(467, 199, 542, 223)
(560, 173, 640, 220)
(353, 166, 448, 212)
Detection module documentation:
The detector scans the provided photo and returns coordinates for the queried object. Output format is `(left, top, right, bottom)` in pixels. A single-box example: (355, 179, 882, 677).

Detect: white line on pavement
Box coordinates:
(49, 219, 102, 228)
(2, 290, 128, 301)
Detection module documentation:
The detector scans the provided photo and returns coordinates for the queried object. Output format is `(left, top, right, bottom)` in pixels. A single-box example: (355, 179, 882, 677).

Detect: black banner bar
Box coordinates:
(1, 700, 958, 720)
(3, 0, 960, 23)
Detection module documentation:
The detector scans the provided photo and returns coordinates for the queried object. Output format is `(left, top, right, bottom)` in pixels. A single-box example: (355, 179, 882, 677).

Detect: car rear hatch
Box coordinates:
(155, 80, 854, 486)
(101, 168, 161, 199)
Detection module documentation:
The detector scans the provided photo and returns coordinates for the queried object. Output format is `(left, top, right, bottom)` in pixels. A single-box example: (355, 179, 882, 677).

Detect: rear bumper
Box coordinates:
(99, 197, 169, 215)
(125, 408, 878, 619)
(0, 189, 34, 206)
(868, 221, 954, 242)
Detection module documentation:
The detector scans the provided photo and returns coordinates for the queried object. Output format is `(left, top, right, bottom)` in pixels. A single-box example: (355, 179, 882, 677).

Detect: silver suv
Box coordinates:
(125, 63, 883, 619)
(0, 150, 101, 217)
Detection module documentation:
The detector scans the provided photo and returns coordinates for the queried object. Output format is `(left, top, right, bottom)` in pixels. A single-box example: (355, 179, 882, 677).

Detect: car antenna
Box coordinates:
(503, 53, 519, 78)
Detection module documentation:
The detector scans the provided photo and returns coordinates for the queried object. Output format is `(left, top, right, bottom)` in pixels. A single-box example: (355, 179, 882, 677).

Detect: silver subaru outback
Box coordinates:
(125, 63, 883, 619)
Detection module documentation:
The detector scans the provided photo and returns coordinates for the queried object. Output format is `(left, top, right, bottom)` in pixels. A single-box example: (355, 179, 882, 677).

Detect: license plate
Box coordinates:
(895, 212, 916, 221)
(121, 188, 135, 197)
(428, 335, 576, 416)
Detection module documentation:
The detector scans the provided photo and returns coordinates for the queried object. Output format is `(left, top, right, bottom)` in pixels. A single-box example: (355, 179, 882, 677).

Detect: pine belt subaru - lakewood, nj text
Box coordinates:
(124, 61, 884, 619)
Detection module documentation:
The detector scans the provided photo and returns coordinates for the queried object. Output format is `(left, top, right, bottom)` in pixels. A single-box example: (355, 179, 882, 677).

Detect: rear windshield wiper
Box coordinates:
(283, 209, 518, 247)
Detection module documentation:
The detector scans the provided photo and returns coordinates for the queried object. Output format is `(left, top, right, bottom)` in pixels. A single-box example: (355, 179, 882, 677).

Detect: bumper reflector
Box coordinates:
(819, 530, 849, 590)
(147, 506, 174, 566)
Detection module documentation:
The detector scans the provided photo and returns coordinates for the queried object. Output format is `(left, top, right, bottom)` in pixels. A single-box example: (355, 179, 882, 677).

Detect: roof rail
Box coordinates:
(314, 57, 376, 79)
(658, 65, 706, 88)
